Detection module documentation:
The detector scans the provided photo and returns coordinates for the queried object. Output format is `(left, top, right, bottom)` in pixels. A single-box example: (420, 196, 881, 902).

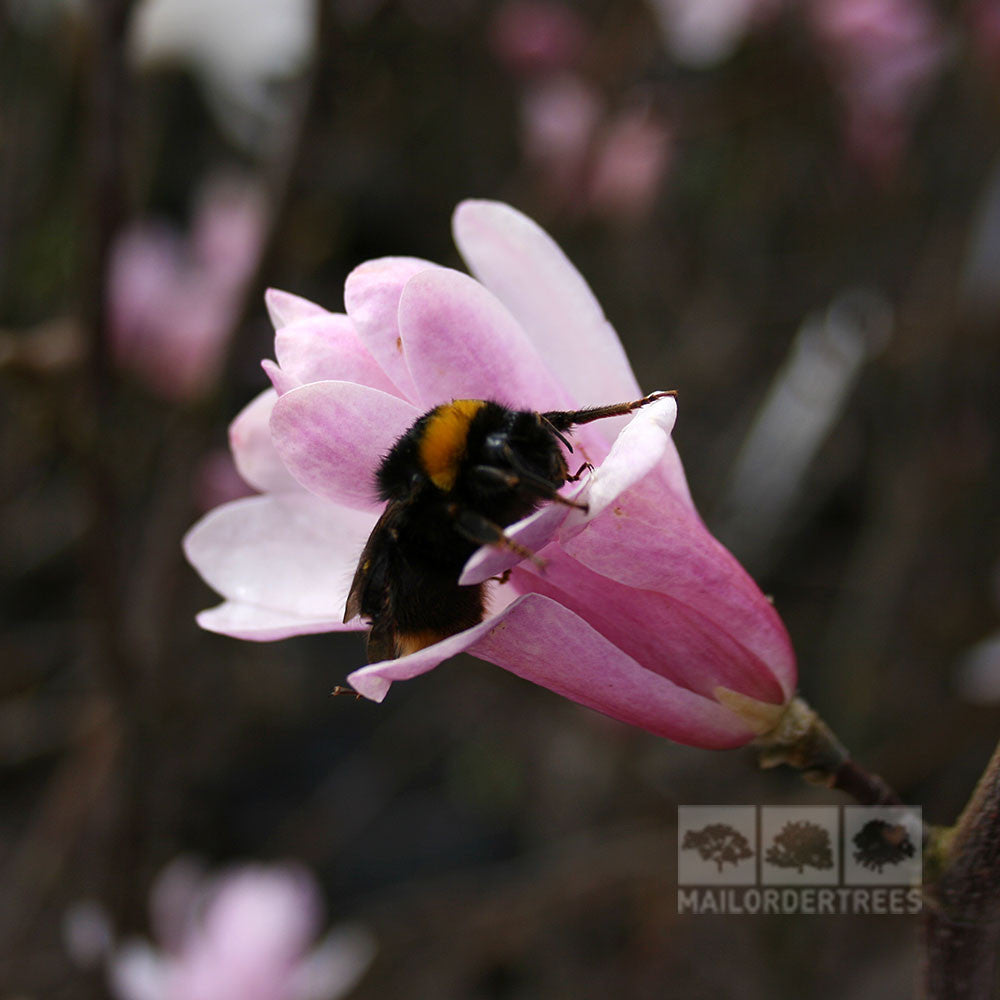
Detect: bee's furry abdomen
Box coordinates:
(345, 496, 487, 663)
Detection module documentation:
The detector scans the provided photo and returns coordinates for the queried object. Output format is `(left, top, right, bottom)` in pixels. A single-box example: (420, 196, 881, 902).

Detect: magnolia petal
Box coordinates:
(197, 601, 366, 641)
(452, 200, 640, 430)
(270, 381, 420, 511)
(183, 493, 377, 618)
(265, 288, 329, 330)
(398, 267, 571, 410)
(262, 358, 300, 395)
(509, 560, 785, 705)
(452, 201, 696, 506)
(343, 257, 435, 401)
(562, 486, 796, 698)
(229, 389, 301, 494)
(570, 394, 676, 524)
(348, 593, 756, 747)
(275, 313, 399, 395)
(471, 594, 758, 748)
(655, 442, 696, 512)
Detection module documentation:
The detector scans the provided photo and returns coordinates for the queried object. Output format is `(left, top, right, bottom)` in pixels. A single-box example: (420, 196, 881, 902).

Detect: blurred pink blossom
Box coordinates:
(184, 201, 796, 748)
(969, 0, 1000, 76)
(489, 0, 590, 77)
(587, 107, 673, 222)
(110, 860, 374, 1000)
(520, 74, 604, 199)
(518, 76, 671, 221)
(808, 0, 946, 175)
(109, 176, 267, 402)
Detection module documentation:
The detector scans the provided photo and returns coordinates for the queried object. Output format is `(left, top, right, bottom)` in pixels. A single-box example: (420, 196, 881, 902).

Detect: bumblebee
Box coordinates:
(344, 391, 673, 662)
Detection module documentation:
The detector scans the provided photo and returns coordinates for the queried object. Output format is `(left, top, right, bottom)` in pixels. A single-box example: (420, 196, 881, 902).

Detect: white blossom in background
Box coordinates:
(647, 0, 779, 67)
(127, 0, 316, 148)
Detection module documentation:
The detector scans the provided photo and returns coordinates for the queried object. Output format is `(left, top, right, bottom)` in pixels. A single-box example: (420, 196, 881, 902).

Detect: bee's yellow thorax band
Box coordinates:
(419, 399, 485, 491)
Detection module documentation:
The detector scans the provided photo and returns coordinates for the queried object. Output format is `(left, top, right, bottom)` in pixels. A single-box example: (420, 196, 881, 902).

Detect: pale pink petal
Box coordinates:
(262, 358, 300, 395)
(343, 257, 436, 400)
(229, 389, 301, 493)
(197, 601, 366, 641)
(452, 200, 640, 419)
(203, 866, 321, 967)
(510, 559, 784, 704)
(183, 493, 377, 618)
(562, 484, 796, 697)
(398, 267, 572, 411)
(265, 288, 330, 330)
(471, 594, 759, 748)
(650, 445, 696, 513)
(568, 393, 676, 523)
(452, 200, 696, 508)
(270, 381, 420, 511)
(275, 313, 399, 395)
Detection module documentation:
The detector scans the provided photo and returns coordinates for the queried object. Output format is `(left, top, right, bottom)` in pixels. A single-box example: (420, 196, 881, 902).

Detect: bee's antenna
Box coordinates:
(539, 414, 574, 453)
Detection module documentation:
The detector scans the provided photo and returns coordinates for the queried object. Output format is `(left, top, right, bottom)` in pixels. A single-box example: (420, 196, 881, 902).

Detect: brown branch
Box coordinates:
(80, 0, 137, 699)
(922, 738, 1000, 1000)
(78, 0, 147, 949)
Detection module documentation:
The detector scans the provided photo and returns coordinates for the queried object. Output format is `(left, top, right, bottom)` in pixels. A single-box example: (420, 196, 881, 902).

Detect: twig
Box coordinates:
(79, 0, 145, 945)
(755, 696, 903, 806)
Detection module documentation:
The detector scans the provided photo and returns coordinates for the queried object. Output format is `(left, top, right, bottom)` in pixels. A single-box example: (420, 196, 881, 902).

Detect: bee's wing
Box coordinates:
(343, 503, 400, 624)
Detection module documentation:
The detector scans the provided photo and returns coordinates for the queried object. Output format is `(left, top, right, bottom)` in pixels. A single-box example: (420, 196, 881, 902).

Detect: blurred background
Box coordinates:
(2, 0, 1000, 996)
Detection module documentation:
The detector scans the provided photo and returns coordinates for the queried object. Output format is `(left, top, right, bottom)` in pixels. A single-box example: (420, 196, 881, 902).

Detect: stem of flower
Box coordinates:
(754, 696, 902, 806)
(922, 737, 1000, 1000)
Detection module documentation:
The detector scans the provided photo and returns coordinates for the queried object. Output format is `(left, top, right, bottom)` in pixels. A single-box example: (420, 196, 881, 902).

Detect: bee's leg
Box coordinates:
(566, 461, 594, 483)
(448, 505, 547, 570)
(542, 389, 677, 431)
(470, 463, 587, 512)
(331, 685, 363, 700)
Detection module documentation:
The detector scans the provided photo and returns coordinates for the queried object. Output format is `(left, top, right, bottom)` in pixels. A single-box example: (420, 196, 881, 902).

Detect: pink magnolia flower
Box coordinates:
(184, 201, 796, 748)
(586, 105, 673, 222)
(489, 0, 590, 77)
(109, 175, 267, 401)
(808, 0, 945, 175)
(109, 860, 374, 1000)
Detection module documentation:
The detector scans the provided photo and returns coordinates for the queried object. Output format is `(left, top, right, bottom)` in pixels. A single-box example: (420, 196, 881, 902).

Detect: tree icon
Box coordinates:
(682, 823, 754, 873)
(852, 819, 916, 873)
(765, 820, 834, 873)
